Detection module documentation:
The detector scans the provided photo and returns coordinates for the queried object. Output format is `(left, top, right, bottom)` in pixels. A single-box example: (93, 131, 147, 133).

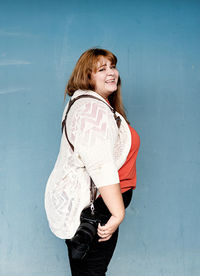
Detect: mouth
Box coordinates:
(105, 79, 116, 84)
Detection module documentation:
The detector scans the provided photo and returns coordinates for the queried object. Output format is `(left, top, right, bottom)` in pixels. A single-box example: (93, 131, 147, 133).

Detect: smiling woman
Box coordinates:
(65, 48, 128, 123)
(44, 48, 140, 275)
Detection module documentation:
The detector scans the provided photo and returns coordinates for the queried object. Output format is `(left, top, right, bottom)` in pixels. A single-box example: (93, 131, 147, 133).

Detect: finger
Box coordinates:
(98, 234, 112, 242)
(97, 229, 110, 238)
(98, 227, 109, 233)
(98, 223, 108, 231)
(97, 231, 104, 238)
(98, 224, 110, 232)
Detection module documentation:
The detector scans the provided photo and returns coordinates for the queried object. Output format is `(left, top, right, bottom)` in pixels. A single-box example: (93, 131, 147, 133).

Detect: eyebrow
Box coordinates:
(97, 63, 106, 69)
(97, 63, 114, 69)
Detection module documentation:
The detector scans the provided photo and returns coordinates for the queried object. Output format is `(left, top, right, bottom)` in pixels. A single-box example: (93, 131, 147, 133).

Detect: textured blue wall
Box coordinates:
(0, 0, 200, 275)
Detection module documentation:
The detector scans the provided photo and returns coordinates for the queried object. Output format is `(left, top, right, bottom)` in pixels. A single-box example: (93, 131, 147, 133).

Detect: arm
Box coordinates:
(97, 183, 125, 242)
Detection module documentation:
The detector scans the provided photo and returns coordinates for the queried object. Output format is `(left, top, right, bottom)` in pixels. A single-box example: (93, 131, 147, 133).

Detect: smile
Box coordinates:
(105, 79, 115, 83)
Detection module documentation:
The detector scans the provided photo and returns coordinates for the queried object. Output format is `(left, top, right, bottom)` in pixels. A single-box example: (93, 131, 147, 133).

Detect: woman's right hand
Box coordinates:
(97, 215, 123, 242)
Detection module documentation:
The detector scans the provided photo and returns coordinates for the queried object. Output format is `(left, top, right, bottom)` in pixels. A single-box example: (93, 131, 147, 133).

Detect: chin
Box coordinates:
(109, 88, 117, 93)
(106, 86, 117, 92)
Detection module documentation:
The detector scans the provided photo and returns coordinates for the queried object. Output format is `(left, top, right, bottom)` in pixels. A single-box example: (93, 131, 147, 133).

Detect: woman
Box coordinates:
(45, 48, 140, 275)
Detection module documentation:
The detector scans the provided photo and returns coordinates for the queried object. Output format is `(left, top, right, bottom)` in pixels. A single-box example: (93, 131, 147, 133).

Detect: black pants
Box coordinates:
(66, 189, 133, 276)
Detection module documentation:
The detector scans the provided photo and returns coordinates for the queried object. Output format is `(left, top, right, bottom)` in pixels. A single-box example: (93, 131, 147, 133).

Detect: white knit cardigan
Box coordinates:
(44, 89, 131, 239)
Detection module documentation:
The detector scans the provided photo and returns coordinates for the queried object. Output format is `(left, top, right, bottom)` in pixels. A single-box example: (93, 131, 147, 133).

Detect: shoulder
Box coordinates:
(69, 90, 114, 119)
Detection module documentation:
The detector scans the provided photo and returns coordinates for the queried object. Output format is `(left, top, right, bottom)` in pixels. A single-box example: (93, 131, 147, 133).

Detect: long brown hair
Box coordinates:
(65, 48, 129, 123)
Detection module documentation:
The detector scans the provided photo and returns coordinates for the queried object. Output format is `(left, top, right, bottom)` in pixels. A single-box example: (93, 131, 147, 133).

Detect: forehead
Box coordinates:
(96, 56, 113, 66)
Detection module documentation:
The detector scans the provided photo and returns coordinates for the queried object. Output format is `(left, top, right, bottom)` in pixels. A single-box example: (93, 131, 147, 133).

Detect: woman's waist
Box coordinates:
(95, 188, 133, 216)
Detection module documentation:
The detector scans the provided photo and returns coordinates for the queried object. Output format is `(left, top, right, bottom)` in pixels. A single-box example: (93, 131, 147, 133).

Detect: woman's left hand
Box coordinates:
(97, 215, 122, 242)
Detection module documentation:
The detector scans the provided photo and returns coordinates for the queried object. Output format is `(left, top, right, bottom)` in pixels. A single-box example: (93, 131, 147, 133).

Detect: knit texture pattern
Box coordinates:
(44, 90, 131, 239)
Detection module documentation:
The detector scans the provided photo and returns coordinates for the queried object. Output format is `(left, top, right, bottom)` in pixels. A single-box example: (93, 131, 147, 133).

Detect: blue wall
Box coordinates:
(1, 0, 200, 275)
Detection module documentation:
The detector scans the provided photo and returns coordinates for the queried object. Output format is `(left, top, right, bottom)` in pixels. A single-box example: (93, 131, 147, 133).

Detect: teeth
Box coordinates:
(106, 80, 115, 83)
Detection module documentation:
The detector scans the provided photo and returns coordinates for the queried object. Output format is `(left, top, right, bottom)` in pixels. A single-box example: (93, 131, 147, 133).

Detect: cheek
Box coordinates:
(96, 76, 104, 87)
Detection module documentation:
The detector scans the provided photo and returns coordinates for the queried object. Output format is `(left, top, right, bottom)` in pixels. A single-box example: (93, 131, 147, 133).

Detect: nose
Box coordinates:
(107, 67, 114, 75)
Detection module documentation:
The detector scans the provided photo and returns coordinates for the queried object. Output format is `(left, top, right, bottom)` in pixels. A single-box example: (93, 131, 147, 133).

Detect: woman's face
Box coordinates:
(92, 56, 119, 99)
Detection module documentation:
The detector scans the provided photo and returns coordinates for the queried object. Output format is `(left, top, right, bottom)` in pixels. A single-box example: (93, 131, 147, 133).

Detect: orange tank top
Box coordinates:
(119, 124, 140, 193)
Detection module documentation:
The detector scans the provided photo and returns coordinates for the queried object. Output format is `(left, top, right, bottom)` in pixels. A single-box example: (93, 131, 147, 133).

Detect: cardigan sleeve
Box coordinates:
(71, 100, 119, 188)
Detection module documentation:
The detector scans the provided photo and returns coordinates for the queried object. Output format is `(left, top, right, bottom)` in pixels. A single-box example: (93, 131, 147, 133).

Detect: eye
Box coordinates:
(98, 68, 105, 72)
(110, 65, 116, 69)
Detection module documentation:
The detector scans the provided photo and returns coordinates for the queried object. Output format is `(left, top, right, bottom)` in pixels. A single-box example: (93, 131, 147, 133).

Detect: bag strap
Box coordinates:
(61, 94, 121, 214)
